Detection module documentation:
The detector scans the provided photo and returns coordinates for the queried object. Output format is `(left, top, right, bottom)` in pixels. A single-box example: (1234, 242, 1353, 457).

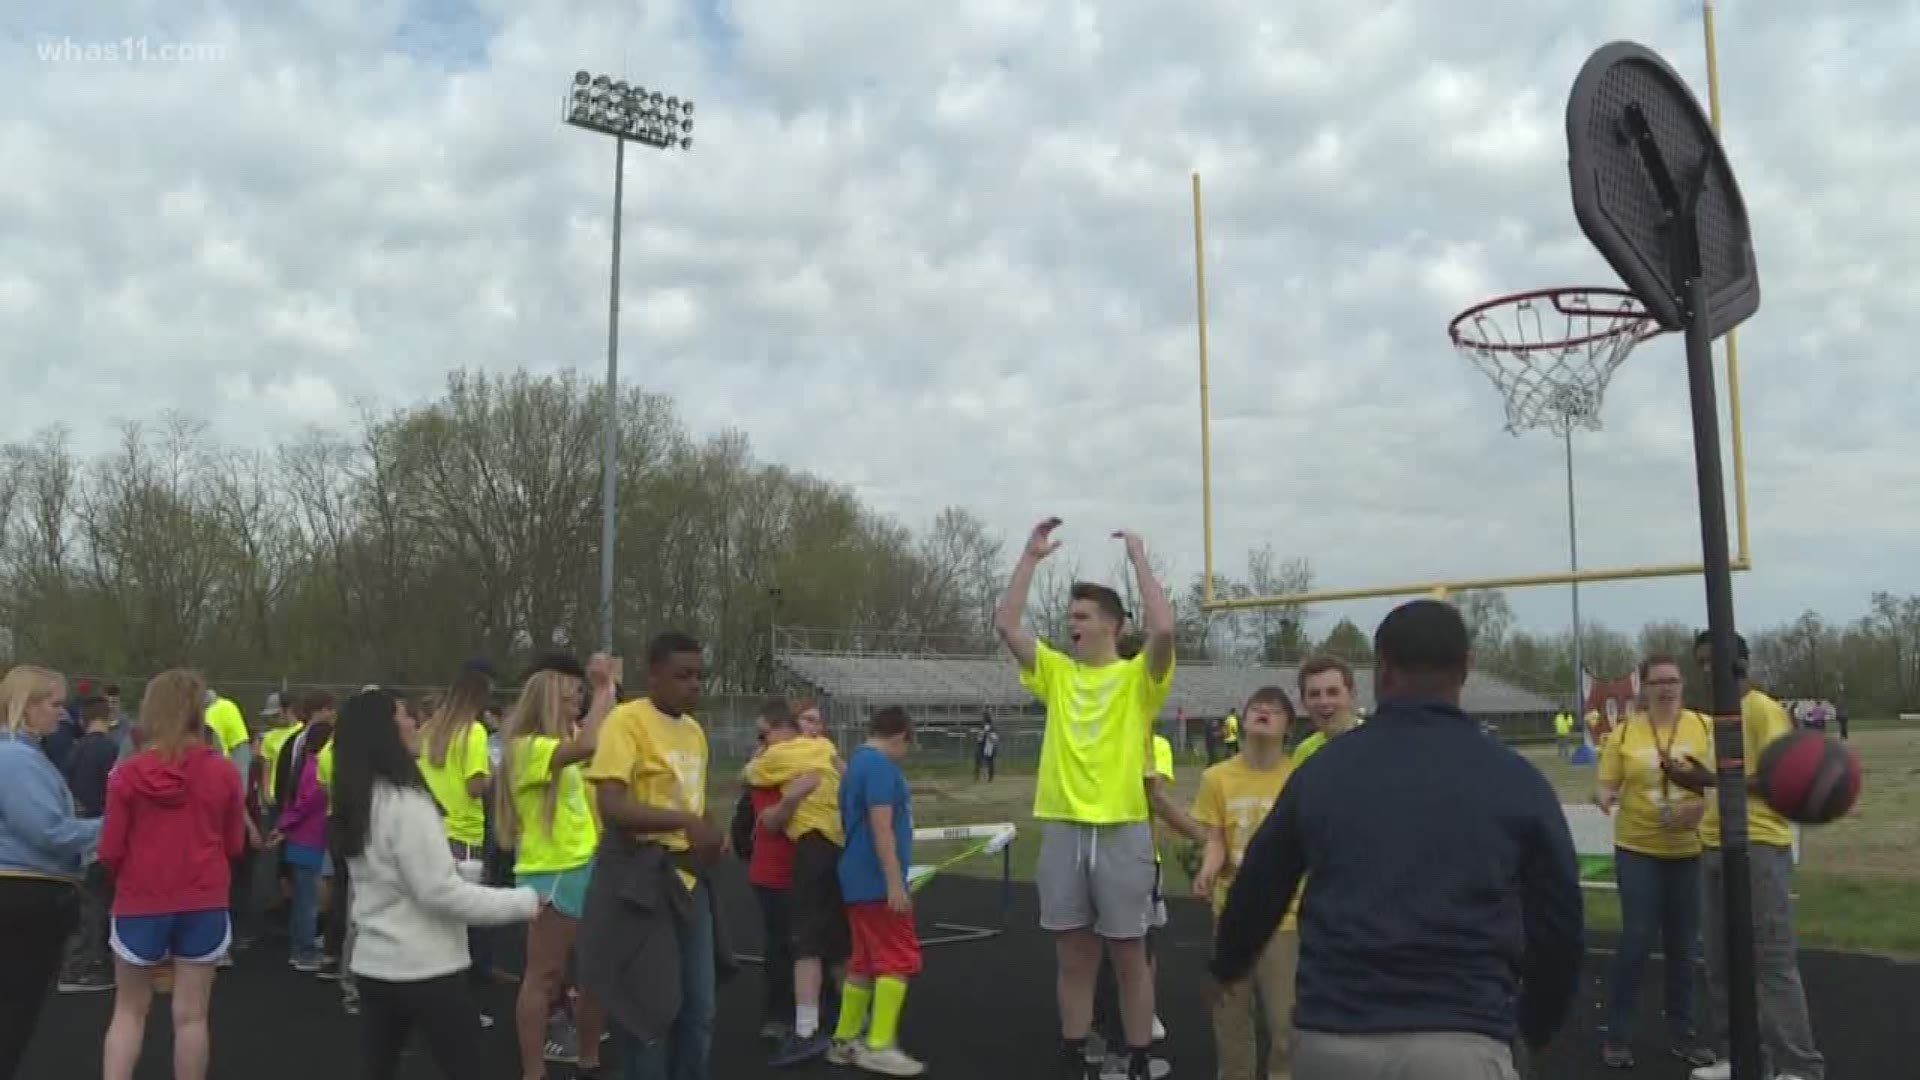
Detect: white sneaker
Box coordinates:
(1151, 1015, 1167, 1042)
(853, 1044, 926, 1077)
(1690, 1063, 1731, 1080)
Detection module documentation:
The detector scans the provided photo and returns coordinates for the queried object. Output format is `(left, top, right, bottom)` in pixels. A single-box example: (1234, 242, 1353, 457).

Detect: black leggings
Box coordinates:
(358, 973, 488, 1079)
(0, 878, 79, 1080)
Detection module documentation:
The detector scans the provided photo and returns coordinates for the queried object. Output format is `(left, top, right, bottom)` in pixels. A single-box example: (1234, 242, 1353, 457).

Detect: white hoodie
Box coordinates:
(347, 781, 538, 982)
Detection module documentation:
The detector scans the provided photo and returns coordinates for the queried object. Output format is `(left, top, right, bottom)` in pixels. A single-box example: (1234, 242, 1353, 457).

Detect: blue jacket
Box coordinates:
(1209, 698, 1584, 1049)
(0, 730, 102, 881)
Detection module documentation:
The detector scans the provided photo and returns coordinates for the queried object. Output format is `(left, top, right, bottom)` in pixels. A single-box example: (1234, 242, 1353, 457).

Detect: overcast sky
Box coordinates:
(4, 1, 1911, 641)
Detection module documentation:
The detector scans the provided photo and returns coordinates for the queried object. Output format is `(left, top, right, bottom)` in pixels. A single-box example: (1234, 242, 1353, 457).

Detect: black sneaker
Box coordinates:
(1601, 1041, 1635, 1068)
(57, 971, 114, 994)
(1670, 1043, 1717, 1068)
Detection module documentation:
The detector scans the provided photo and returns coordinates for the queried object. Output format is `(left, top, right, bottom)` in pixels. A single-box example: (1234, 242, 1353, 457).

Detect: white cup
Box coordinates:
(455, 858, 483, 884)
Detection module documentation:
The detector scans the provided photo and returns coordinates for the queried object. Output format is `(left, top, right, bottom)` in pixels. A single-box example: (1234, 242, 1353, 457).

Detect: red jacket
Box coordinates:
(100, 743, 246, 916)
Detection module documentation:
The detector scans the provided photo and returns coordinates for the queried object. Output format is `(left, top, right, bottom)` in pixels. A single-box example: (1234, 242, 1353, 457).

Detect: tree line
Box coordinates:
(1, 369, 1912, 716)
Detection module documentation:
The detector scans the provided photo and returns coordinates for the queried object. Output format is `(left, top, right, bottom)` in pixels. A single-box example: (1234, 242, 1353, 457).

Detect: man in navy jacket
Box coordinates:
(1210, 599, 1583, 1079)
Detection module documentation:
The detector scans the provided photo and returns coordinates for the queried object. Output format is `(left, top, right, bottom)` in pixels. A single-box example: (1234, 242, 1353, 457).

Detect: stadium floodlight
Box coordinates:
(563, 68, 696, 655)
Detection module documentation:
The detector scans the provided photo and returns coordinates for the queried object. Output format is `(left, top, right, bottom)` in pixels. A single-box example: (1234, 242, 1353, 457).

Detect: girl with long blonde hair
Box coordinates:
(99, 669, 247, 1080)
(494, 654, 616, 1080)
(0, 664, 101, 1078)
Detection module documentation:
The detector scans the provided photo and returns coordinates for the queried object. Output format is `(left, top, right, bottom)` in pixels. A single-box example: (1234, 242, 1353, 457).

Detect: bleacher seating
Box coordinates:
(775, 651, 1555, 722)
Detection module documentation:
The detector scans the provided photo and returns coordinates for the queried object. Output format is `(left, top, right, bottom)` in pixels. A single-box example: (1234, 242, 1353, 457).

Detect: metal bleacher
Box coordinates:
(775, 651, 1556, 727)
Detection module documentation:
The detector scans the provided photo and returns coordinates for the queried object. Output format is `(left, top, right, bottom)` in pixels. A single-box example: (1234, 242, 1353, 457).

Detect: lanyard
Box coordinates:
(1646, 712, 1682, 800)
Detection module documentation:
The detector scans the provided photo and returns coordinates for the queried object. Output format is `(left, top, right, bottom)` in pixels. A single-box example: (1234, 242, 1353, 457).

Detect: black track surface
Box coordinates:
(26, 868, 1909, 1078)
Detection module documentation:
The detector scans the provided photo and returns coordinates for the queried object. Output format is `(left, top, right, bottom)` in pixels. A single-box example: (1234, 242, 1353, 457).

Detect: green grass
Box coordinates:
(837, 728, 1920, 959)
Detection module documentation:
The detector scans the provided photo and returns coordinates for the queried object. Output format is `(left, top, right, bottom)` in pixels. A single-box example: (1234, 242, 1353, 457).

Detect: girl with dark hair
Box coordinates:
(331, 689, 536, 1079)
(272, 714, 334, 971)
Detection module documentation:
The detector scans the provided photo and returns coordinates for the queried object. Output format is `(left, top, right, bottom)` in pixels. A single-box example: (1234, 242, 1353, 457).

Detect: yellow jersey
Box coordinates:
(1699, 690, 1796, 849)
(417, 721, 491, 846)
(507, 734, 600, 874)
(1022, 640, 1174, 824)
(1190, 753, 1297, 928)
(744, 735, 844, 845)
(204, 697, 248, 757)
(1598, 711, 1713, 858)
(584, 698, 708, 890)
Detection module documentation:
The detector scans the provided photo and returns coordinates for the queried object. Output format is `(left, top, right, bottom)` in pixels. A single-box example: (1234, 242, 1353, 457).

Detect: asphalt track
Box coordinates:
(26, 868, 1909, 1078)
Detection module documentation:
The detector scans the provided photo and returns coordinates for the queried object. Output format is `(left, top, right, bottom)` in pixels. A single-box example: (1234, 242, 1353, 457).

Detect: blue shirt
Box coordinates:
(0, 730, 102, 881)
(837, 745, 911, 903)
(1209, 699, 1584, 1049)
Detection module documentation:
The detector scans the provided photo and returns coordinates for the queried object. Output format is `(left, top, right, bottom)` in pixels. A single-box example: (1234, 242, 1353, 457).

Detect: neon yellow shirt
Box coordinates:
(1150, 735, 1174, 862)
(316, 742, 334, 795)
(1599, 711, 1713, 858)
(1022, 640, 1174, 824)
(508, 735, 600, 874)
(584, 699, 708, 890)
(261, 723, 303, 802)
(205, 697, 247, 757)
(418, 722, 491, 846)
(1700, 690, 1796, 849)
(1191, 753, 1297, 928)
(744, 736, 843, 844)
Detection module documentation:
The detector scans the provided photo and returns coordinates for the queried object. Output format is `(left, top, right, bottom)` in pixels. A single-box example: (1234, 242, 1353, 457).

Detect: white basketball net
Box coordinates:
(1450, 290, 1655, 436)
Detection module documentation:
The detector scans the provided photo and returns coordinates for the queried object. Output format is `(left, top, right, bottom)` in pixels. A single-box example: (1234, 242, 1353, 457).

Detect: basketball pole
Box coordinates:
(1563, 426, 1585, 730)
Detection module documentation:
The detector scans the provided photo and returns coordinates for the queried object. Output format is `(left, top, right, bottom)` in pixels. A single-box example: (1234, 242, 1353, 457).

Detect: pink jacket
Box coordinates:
(276, 756, 328, 851)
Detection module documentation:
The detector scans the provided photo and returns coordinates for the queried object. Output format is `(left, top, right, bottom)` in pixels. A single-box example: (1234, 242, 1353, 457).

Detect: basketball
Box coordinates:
(1757, 729, 1862, 824)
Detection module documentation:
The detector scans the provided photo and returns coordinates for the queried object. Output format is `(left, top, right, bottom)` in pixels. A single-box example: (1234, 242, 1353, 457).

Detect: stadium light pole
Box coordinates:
(563, 70, 694, 654)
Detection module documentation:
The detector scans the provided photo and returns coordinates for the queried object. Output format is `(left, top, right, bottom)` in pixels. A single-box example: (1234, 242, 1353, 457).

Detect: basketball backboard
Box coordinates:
(1567, 41, 1759, 339)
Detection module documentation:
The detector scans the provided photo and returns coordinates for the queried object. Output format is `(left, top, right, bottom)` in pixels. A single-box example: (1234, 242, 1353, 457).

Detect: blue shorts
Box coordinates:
(518, 862, 594, 920)
(111, 909, 232, 967)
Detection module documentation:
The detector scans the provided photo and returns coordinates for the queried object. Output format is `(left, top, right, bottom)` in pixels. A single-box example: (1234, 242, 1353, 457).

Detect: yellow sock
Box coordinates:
(834, 981, 873, 1042)
(869, 975, 909, 1049)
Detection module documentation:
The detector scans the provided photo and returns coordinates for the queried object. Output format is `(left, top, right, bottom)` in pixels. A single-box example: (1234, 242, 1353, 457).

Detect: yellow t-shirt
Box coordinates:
(508, 735, 600, 875)
(583, 698, 709, 889)
(261, 723, 303, 802)
(1150, 735, 1174, 862)
(316, 741, 333, 793)
(1699, 690, 1796, 849)
(205, 697, 248, 756)
(418, 722, 491, 846)
(1021, 640, 1175, 824)
(744, 735, 843, 844)
(1598, 711, 1713, 858)
(1190, 753, 1297, 929)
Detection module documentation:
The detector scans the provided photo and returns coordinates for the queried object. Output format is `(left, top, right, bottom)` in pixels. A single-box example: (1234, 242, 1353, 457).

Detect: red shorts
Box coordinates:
(845, 902, 921, 978)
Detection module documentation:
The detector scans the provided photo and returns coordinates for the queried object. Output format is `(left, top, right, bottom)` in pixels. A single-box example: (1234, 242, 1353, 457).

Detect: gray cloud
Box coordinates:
(3, 0, 1910, 641)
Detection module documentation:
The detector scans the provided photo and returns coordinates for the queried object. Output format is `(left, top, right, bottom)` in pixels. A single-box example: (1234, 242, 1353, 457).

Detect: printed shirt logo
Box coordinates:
(664, 749, 705, 815)
(1225, 793, 1276, 864)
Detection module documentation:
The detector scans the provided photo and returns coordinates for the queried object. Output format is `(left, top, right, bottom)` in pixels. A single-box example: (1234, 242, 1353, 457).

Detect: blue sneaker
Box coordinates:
(768, 1030, 831, 1068)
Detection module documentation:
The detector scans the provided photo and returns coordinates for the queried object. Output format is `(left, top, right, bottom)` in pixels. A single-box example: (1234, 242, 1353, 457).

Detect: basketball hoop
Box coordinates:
(1447, 286, 1666, 435)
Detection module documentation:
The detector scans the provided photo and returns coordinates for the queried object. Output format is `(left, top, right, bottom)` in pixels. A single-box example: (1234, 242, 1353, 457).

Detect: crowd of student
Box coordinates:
(0, 515, 1827, 1080)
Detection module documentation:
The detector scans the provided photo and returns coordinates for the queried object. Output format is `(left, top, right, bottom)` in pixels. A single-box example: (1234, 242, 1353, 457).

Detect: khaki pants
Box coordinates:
(1214, 929, 1298, 1080)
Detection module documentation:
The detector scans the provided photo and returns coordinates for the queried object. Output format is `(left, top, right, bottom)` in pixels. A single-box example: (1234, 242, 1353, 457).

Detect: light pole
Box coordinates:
(562, 69, 695, 654)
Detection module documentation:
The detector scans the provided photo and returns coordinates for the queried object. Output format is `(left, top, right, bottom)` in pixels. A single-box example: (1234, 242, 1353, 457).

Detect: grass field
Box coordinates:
(866, 724, 1919, 959)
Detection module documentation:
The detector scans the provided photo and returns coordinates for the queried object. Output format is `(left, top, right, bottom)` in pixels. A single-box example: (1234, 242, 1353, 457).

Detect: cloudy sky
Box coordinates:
(4, 0, 1911, 641)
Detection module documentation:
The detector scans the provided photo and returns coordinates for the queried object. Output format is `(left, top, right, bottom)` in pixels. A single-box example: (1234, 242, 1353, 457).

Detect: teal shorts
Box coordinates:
(518, 861, 594, 919)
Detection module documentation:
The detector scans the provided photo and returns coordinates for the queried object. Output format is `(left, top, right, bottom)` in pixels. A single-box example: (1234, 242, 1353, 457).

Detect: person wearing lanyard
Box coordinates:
(1593, 656, 1715, 1070)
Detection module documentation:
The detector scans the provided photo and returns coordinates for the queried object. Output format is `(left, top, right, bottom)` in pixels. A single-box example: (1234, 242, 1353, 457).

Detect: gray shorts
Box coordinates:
(1292, 1031, 1520, 1080)
(1037, 821, 1158, 939)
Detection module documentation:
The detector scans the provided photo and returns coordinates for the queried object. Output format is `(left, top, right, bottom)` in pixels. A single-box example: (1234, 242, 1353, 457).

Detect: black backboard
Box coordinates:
(1567, 41, 1759, 338)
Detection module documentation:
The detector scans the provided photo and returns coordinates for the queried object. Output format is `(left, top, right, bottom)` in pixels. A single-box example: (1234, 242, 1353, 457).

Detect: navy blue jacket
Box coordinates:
(1209, 698, 1583, 1048)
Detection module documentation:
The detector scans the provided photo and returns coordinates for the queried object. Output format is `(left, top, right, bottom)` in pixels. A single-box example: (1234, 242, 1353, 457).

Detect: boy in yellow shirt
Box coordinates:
(583, 630, 723, 1079)
(742, 699, 849, 1066)
(1191, 687, 1298, 1080)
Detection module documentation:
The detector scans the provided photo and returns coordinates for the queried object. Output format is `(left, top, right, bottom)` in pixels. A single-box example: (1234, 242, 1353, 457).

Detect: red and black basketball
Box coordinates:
(1756, 729, 1862, 824)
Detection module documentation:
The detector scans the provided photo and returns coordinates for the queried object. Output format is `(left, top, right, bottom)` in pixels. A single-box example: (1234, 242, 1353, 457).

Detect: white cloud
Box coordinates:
(3, 0, 1913, 642)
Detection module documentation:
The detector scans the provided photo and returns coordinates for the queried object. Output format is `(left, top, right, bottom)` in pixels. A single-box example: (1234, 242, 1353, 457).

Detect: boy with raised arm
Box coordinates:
(996, 517, 1177, 1080)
